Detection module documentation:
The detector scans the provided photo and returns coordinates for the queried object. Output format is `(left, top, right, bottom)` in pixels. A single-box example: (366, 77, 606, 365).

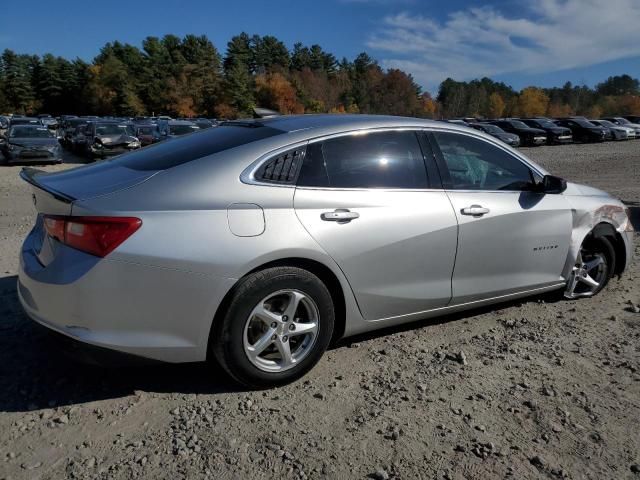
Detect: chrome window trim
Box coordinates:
(240, 125, 546, 193)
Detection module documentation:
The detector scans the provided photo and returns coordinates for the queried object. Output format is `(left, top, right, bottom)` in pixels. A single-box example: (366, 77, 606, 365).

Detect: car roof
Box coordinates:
(227, 114, 447, 135)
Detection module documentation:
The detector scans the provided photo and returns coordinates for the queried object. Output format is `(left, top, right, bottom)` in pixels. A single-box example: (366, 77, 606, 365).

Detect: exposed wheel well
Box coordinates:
(208, 258, 347, 357)
(588, 222, 626, 276)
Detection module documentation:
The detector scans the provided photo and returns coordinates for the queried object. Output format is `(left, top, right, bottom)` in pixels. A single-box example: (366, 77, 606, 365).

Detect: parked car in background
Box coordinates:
(17, 115, 633, 387)
(83, 121, 141, 159)
(39, 116, 59, 133)
(165, 120, 200, 138)
(61, 118, 89, 149)
(602, 117, 640, 137)
(519, 118, 573, 145)
(590, 119, 634, 140)
(135, 124, 163, 146)
(192, 118, 215, 130)
(553, 118, 607, 143)
(487, 119, 547, 146)
(9, 117, 42, 128)
(0, 116, 8, 136)
(1, 124, 62, 164)
(69, 123, 90, 154)
(623, 115, 640, 124)
(468, 122, 520, 147)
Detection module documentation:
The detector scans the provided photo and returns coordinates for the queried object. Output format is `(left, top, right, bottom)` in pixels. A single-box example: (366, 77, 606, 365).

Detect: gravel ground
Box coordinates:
(0, 142, 639, 480)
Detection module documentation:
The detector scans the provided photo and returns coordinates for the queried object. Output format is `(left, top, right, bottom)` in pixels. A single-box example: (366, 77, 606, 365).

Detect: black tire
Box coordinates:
(580, 235, 615, 295)
(211, 267, 334, 388)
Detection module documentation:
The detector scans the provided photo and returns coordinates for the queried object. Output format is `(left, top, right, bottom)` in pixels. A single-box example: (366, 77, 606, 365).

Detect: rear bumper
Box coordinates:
(18, 226, 235, 363)
(31, 319, 164, 367)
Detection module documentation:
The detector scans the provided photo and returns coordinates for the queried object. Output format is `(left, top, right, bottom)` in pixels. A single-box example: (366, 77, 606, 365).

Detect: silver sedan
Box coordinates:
(18, 115, 634, 387)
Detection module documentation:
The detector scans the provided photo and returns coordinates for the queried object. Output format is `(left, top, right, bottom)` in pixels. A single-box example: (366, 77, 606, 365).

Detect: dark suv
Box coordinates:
(487, 119, 547, 146)
(519, 118, 573, 145)
(553, 118, 607, 143)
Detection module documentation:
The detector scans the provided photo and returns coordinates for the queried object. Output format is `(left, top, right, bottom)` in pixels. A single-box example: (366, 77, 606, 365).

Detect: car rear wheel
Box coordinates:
(564, 236, 615, 299)
(211, 267, 335, 388)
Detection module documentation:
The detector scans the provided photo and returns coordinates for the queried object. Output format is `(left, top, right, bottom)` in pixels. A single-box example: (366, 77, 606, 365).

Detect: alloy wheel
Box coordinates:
(564, 249, 608, 299)
(243, 289, 320, 372)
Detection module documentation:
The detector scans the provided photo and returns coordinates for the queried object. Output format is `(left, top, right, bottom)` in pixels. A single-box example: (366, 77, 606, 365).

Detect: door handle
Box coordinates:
(321, 209, 360, 223)
(461, 205, 490, 217)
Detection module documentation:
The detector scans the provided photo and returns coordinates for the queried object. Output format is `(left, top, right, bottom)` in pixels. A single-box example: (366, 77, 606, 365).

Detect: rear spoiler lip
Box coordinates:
(20, 167, 75, 204)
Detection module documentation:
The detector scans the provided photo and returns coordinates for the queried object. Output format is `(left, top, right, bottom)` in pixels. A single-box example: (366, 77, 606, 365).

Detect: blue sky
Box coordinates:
(2, 0, 640, 93)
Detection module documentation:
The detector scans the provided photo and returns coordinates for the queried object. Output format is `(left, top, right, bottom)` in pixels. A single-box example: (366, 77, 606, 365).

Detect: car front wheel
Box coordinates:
(564, 236, 615, 299)
(211, 267, 335, 388)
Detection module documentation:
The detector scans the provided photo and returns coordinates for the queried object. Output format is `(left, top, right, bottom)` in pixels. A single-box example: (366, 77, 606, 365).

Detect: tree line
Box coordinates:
(0, 33, 638, 119)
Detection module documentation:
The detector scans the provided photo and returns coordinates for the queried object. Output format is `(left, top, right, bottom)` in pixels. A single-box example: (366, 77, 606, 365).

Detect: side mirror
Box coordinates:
(538, 174, 567, 194)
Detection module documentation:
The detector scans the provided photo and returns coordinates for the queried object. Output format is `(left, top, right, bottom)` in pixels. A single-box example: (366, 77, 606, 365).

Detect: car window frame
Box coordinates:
(242, 127, 443, 191)
(426, 129, 541, 192)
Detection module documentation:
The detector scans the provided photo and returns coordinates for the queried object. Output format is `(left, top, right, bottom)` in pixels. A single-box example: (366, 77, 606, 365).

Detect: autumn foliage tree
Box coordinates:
(1, 36, 639, 120)
(255, 72, 303, 114)
(517, 87, 549, 117)
(487, 92, 505, 118)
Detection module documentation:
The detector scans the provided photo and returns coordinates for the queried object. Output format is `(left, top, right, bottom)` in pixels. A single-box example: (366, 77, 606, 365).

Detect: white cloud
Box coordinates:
(366, 0, 640, 90)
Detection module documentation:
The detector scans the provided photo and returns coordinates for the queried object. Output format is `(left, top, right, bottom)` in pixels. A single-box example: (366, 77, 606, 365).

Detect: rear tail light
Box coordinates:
(43, 215, 142, 257)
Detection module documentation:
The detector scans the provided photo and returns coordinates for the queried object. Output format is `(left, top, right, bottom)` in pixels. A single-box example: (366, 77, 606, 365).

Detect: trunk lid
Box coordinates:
(21, 162, 158, 203)
(21, 164, 158, 267)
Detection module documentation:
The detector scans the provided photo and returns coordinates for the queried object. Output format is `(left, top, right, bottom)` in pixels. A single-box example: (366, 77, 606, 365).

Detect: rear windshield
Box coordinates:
(111, 124, 284, 171)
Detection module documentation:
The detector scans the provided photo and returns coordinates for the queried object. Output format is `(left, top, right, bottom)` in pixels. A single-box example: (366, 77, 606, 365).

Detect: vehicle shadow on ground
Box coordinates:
(0, 275, 243, 413)
(0, 272, 559, 413)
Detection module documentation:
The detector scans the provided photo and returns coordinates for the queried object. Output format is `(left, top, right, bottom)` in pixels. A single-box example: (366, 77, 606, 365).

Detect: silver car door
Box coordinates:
(294, 129, 458, 321)
(429, 130, 573, 304)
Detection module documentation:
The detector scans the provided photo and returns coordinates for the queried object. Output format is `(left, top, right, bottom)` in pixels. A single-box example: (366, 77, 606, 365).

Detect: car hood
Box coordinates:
(518, 127, 546, 134)
(95, 133, 137, 145)
(8, 137, 59, 148)
(564, 182, 612, 198)
(551, 128, 571, 134)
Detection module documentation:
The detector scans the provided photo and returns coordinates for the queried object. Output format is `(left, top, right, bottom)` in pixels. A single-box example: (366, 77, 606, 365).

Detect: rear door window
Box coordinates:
(298, 130, 428, 189)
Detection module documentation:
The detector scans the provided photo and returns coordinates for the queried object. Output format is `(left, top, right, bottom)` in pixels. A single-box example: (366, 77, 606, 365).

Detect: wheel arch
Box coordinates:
(207, 257, 348, 360)
(589, 221, 626, 276)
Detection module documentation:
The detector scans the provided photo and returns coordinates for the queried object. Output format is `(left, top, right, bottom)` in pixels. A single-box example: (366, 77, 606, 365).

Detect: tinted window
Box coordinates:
(298, 131, 428, 189)
(112, 125, 284, 171)
(433, 132, 533, 191)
